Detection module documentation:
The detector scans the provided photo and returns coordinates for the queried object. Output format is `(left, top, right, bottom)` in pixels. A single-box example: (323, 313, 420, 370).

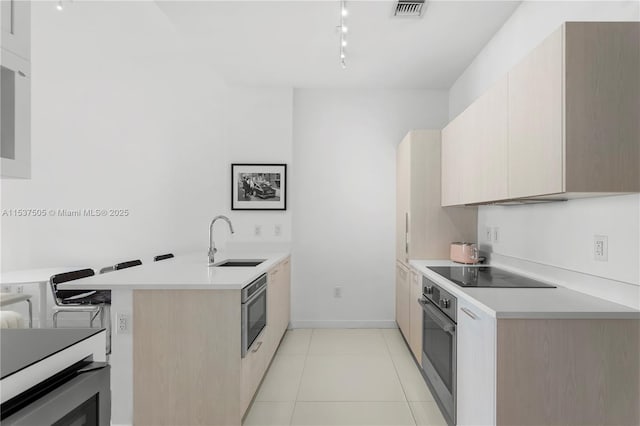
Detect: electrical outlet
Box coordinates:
(594, 235, 608, 261)
(2, 285, 12, 293)
(485, 227, 492, 242)
(493, 227, 500, 243)
(334, 287, 342, 298)
(117, 312, 131, 334)
(15, 285, 23, 294)
(274, 224, 282, 237)
(254, 225, 262, 237)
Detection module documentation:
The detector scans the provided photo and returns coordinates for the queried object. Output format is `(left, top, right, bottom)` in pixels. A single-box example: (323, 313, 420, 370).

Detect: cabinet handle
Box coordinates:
(405, 212, 409, 256)
(10, 0, 15, 35)
(251, 341, 263, 353)
(461, 307, 478, 320)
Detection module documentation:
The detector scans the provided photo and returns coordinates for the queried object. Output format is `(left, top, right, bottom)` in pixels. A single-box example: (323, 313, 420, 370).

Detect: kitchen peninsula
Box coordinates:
(61, 251, 291, 426)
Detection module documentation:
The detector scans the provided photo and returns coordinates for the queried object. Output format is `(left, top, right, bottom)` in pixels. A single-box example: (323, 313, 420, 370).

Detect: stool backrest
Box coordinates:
(49, 269, 95, 304)
(154, 253, 174, 262)
(114, 259, 142, 270)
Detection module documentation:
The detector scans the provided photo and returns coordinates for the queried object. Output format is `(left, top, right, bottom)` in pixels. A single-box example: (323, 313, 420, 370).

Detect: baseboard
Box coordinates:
(289, 320, 397, 329)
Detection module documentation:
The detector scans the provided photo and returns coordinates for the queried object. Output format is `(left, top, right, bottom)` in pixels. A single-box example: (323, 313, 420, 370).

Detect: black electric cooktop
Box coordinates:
(427, 266, 556, 288)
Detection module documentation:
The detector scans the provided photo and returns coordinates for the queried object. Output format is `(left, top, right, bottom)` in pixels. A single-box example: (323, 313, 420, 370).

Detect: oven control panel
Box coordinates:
(422, 276, 457, 323)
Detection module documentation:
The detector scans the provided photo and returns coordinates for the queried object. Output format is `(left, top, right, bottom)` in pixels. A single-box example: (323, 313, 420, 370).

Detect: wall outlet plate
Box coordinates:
(275, 224, 282, 236)
(254, 225, 262, 237)
(485, 227, 492, 242)
(594, 235, 608, 261)
(117, 312, 131, 334)
(333, 287, 342, 298)
(492, 227, 500, 243)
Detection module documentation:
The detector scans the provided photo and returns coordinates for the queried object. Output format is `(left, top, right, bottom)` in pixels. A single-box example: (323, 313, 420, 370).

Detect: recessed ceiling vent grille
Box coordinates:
(393, 0, 426, 18)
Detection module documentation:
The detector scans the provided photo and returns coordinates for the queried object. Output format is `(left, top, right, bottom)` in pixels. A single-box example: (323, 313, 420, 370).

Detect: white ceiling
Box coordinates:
(155, 1, 520, 89)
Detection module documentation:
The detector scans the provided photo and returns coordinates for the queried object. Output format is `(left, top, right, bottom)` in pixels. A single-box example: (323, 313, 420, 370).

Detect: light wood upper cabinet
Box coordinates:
(397, 130, 477, 260)
(442, 77, 509, 205)
(508, 27, 564, 198)
(442, 22, 639, 206)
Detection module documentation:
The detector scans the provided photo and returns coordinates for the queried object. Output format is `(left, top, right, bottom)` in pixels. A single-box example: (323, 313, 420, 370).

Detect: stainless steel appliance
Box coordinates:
(419, 276, 457, 425)
(427, 266, 556, 288)
(241, 273, 267, 357)
(1, 359, 110, 425)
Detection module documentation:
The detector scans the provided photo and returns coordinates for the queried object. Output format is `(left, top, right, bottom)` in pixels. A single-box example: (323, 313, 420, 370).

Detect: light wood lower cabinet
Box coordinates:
(133, 257, 291, 426)
(456, 299, 496, 426)
(408, 269, 422, 363)
(455, 300, 639, 426)
(396, 262, 410, 340)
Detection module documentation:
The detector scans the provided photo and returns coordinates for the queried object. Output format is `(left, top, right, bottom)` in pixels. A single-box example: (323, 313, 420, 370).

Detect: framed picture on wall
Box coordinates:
(231, 164, 287, 211)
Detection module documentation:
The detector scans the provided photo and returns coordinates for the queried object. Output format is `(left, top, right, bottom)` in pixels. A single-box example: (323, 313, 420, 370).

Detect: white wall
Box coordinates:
(448, 1, 640, 306)
(291, 89, 448, 327)
(0, 2, 292, 324)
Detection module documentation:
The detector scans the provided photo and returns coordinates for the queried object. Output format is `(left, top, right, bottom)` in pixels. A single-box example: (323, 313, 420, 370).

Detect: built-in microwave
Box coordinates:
(1, 48, 30, 178)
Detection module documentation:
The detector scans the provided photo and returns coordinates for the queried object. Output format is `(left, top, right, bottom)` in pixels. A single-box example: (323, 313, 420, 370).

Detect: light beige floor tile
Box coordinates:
(308, 330, 389, 356)
(277, 329, 312, 355)
(391, 352, 435, 402)
(243, 402, 295, 426)
(256, 355, 306, 402)
(291, 402, 416, 426)
(312, 329, 383, 337)
(409, 401, 448, 426)
(297, 355, 405, 402)
(381, 329, 411, 355)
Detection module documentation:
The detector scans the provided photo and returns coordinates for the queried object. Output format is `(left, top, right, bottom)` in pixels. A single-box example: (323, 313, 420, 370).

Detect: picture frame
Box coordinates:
(231, 164, 287, 211)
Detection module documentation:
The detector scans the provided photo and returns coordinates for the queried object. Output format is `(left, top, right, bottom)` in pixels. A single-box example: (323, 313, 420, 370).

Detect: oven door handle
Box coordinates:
(418, 298, 456, 336)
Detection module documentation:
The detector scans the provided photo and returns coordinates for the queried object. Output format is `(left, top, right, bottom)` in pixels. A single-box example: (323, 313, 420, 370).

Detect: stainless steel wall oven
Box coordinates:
(420, 276, 457, 425)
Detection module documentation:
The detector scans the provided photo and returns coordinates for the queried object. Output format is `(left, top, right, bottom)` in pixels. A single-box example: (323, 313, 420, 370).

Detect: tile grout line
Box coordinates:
(382, 330, 419, 426)
(290, 329, 314, 425)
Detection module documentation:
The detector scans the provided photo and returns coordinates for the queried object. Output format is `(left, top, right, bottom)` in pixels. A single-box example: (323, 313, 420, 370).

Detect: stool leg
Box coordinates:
(89, 311, 94, 328)
(53, 311, 59, 328)
(99, 305, 105, 329)
(26, 299, 32, 328)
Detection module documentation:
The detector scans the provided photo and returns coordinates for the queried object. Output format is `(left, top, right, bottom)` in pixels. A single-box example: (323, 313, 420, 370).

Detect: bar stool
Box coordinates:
(0, 293, 32, 327)
(50, 269, 105, 328)
(154, 253, 174, 262)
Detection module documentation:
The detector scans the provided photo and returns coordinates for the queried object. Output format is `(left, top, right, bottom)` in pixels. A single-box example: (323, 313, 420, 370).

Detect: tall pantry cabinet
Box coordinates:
(395, 130, 476, 359)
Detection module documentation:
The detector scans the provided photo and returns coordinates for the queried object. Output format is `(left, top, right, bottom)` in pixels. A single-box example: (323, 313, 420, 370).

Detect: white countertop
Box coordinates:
(409, 260, 640, 319)
(57, 251, 290, 291)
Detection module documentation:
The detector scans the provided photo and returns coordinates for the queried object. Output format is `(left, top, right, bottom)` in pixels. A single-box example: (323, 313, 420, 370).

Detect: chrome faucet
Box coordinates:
(209, 215, 235, 265)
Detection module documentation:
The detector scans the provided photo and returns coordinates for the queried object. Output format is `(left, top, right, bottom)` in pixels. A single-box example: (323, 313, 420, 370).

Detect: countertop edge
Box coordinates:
(408, 259, 640, 320)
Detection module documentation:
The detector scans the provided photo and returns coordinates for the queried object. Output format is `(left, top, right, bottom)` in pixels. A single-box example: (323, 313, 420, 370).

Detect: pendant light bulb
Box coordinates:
(56, 0, 63, 11)
(341, 7, 348, 17)
(342, 26, 348, 34)
(341, 39, 347, 47)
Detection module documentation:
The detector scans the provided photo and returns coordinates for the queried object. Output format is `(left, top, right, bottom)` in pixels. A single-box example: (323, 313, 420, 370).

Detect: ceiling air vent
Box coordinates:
(393, 0, 427, 18)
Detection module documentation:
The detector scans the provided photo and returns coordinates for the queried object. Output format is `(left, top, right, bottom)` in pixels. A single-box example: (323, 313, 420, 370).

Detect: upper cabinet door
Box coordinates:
(396, 134, 411, 262)
(467, 77, 509, 204)
(442, 77, 508, 205)
(1, 0, 31, 60)
(508, 27, 564, 198)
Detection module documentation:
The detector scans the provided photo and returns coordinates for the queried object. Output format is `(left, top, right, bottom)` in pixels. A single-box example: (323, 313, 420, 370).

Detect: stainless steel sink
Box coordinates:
(213, 259, 266, 267)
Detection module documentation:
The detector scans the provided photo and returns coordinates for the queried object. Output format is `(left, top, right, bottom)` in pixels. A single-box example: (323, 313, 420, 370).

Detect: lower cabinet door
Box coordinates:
(409, 270, 422, 363)
(457, 298, 496, 425)
(240, 329, 268, 416)
(396, 262, 410, 339)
